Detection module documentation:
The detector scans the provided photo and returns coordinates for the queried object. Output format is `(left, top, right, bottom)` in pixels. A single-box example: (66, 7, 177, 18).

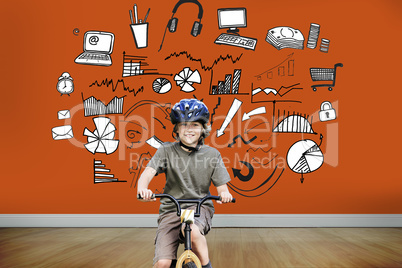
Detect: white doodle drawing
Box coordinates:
(242, 106, 266, 121)
(159, 0, 204, 51)
(83, 95, 124, 117)
(319, 101, 336, 122)
(146, 135, 164, 149)
(214, 8, 257, 50)
(152, 78, 172, 94)
(287, 139, 323, 183)
(94, 159, 126, 183)
(74, 31, 115, 66)
(273, 114, 315, 134)
(307, 23, 320, 49)
(83, 117, 119, 154)
(56, 72, 74, 96)
(252, 87, 278, 95)
(52, 125, 74, 140)
(210, 69, 246, 95)
(216, 98, 242, 137)
(266, 26, 304, 50)
(129, 4, 150, 49)
(310, 63, 343, 91)
(320, 38, 330, 53)
(174, 67, 201, 92)
(57, 110, 70, 120)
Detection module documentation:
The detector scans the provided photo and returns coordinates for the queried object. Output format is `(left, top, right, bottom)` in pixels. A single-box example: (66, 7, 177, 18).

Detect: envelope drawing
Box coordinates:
(52, 125, 74, 140)
(58, 110, 71, 120)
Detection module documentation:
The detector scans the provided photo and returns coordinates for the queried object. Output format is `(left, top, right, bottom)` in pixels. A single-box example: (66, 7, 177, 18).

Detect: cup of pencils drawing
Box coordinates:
(130, 22, 148, 49)
(129, 6, 150, 49)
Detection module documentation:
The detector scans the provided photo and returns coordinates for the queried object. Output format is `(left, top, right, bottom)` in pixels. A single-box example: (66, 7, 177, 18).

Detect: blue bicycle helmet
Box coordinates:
(170, 99, 210, 124)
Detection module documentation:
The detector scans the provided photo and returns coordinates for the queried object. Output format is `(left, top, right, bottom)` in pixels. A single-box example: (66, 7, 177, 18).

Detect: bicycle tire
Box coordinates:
(176, 250, 202, 268)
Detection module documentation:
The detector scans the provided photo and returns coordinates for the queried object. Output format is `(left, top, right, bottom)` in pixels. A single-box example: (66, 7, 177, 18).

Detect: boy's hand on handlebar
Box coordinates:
(137, 189, 156, 202)
(217, 191, 233, 204)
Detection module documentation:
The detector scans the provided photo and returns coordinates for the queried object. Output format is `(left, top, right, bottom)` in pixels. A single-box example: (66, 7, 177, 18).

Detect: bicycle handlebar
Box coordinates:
(137, 193, 236, 217)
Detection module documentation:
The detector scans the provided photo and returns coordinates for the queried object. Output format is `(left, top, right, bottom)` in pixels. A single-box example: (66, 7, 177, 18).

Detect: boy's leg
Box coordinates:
(189, 224, 210, 265)
(202, 261, 212, 268)
(154, 212, 181, 267)
(153, 259, 172, 268)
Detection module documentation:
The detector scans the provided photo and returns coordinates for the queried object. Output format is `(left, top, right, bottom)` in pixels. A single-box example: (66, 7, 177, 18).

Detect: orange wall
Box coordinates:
(1, 0, 401, 214)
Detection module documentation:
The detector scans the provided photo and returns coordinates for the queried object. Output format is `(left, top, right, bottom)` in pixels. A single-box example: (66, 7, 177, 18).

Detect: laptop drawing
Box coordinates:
(75, 31, 115, 66)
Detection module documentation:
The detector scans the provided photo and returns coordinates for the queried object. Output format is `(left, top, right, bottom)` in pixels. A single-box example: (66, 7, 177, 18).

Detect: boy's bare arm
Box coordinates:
(137, 166, 157, 201)
(216, 184, 233, 204)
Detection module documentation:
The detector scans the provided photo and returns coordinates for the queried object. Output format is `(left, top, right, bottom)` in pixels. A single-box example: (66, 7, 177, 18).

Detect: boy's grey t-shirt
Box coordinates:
(147, 142, 231, 215)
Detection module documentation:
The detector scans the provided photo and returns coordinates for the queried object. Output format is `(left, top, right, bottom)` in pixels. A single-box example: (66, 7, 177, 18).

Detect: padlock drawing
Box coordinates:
(319, 101, 336, 122)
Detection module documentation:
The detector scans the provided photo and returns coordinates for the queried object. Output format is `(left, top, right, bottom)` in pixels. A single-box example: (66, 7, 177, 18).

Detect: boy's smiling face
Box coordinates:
(177, 122, 203, 148)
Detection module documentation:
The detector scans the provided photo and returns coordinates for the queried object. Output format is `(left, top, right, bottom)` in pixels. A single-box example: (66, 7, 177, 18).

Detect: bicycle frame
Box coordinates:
(138, 193, 235, 268)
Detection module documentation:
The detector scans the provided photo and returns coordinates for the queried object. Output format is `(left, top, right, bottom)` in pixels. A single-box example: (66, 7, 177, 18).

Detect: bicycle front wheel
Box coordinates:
(176, 250, 202, 268)
(182, 262, 198, 268)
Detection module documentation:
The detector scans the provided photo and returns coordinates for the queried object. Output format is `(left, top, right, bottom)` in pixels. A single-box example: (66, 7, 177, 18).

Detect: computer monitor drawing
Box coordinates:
(217, 8, 247, 34)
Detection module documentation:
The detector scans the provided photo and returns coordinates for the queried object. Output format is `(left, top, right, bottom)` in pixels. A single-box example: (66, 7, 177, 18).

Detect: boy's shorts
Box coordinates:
(153, 205, 213, 265)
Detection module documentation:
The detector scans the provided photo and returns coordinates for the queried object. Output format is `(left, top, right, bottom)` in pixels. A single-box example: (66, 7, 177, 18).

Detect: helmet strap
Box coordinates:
(179, 140, 202, 155)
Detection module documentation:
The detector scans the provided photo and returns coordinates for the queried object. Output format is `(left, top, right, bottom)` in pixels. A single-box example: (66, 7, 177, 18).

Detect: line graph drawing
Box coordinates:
(164, 51, 243, 71)
(252, 53, 302, 103)
(89, 78, 144, 96)
(251, 83, 303, 103)
(246, 146, 272, 154)
(210, 97, 221, 126)
(82, 94, 125, 117)
(228, 134, 257, 148)
(255, 53, 295, 80)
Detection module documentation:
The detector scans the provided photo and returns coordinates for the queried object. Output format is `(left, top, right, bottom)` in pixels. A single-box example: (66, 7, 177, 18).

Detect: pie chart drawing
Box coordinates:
(174, 67, 201, 93)
(152, 78, 172, 94)
(286, 139, 324, 182)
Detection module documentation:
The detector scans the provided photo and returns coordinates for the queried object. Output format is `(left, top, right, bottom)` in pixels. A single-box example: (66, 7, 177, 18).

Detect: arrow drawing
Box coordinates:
(216, 98, 242, 137)
(227, 165, 284, 198)
(232, 161, 254, 182)
(242, 106, 266, 121)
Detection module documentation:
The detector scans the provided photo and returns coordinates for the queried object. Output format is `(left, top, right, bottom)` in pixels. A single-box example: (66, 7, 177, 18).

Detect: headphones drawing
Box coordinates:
(159, 0, 204, 51)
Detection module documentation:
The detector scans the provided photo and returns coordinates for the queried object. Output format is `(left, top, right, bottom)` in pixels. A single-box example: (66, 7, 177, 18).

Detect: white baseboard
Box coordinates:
(1, 214, 401, 228)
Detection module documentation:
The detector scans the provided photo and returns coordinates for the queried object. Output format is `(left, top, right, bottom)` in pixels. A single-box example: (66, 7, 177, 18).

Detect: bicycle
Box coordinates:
(138, 193, 235, 268)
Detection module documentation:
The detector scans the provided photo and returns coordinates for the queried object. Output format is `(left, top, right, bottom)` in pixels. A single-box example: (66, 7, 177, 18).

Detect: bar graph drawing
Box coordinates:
(254, 53, 295, 80)
(122, 51, 172, 77)
(209, 69, 248, 95)
(93, 159, 127, 184)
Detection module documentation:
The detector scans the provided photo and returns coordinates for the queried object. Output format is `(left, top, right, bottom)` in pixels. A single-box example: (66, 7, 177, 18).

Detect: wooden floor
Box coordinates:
(0, 228, 401, 267)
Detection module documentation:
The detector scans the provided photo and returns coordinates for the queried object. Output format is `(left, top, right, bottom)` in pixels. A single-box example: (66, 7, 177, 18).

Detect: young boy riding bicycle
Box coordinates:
(138, 99, 233, 268)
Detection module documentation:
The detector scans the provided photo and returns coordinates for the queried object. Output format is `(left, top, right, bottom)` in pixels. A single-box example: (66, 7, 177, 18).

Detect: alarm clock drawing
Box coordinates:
(57, 72, 74, 96)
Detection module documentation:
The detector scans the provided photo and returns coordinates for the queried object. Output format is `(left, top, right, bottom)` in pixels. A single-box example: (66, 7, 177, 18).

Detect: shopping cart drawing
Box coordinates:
(310, 63, 343, 91)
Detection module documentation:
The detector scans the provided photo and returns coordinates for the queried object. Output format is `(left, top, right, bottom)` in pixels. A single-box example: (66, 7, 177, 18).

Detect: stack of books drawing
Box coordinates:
(266, 26, 304, 50)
